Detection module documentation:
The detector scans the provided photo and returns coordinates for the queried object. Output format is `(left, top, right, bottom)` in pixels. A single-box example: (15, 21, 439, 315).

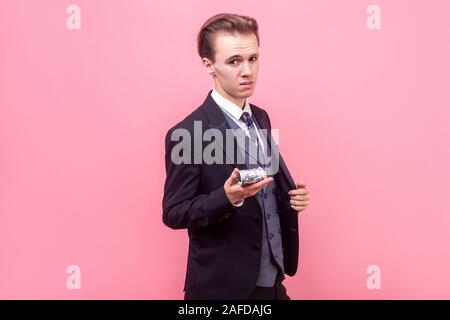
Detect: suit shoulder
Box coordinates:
(250, 103, 271, 122)
(165, 104, 206, 136)
(250, 102, 269, 115)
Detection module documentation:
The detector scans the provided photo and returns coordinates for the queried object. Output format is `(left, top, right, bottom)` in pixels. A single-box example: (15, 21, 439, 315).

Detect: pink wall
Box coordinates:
(1, 0, 449, 299)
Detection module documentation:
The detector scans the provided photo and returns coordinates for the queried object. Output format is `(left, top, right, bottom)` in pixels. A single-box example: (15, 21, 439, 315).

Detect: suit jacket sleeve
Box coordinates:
(162, 128, 238, 230)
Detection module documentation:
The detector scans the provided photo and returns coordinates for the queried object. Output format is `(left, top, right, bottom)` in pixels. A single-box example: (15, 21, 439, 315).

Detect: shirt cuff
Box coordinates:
(233, 199, 244, 207)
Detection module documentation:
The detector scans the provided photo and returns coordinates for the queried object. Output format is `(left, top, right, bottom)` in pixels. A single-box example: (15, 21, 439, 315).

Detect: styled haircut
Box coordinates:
(197, 13, 260, 62)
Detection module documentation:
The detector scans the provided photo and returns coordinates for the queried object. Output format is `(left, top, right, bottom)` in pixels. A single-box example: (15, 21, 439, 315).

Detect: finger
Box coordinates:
(292, 195, 309, 201)
(290, 199, 309, 206)
(291, 204, 307, 212)
(291, 203, 304, 208)
(288, 188, 308, 196)
(296, 181, 306, 187)
(228, 168, 240, 185)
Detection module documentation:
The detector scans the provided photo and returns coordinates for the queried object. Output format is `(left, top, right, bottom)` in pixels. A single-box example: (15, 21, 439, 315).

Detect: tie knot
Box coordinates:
(240, 112, 254, 129)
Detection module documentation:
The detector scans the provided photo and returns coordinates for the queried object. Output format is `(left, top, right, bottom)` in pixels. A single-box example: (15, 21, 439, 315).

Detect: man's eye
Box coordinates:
(230, 60, 239, 65)
(250, 56, 258, 61)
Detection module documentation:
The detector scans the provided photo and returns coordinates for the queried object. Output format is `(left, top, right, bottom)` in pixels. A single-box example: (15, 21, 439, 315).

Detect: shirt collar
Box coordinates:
(211, 88, 252, 122)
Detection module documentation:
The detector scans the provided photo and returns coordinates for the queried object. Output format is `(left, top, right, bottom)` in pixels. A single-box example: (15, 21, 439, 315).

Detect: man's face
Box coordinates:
(203, 32, 259, 107)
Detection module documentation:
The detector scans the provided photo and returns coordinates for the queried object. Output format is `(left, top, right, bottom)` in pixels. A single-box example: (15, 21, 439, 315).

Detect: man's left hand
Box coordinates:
(288, 182, 309, 213)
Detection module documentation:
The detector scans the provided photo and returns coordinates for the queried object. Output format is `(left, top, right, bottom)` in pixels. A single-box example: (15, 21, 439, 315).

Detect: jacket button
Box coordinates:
(253, 243, 261, 251)
(269, 233, 274, 240)
(263, 193, 268, 199)
(266, 213, 271, 220)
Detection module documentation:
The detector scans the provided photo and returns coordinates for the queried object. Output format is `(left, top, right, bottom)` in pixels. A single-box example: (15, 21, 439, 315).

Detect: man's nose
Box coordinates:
(241, 62, 251, 76)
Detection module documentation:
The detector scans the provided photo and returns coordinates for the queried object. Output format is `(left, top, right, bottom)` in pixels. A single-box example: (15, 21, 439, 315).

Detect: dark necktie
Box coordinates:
(240, 112, 259, 147)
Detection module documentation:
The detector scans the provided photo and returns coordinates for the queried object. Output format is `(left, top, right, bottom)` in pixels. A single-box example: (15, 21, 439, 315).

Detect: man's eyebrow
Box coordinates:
(226, 53, 259, 61)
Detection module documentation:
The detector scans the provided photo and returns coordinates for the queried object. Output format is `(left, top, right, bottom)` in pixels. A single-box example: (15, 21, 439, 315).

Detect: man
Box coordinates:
(162, 13, 310, 300)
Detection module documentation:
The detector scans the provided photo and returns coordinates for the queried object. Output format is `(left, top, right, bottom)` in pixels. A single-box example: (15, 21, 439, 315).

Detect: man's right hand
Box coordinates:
(224, 168, 274, 205)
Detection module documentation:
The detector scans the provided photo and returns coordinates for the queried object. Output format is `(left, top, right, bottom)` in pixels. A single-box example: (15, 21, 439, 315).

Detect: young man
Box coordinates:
(162, 13, 310, 300)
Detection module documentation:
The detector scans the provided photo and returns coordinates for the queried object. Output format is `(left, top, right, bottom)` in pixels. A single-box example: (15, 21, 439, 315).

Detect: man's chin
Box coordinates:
(236, 88, 255, 98)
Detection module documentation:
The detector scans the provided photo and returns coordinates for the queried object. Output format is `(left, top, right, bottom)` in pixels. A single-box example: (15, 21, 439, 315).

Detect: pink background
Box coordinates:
(1, 0, 449, 299)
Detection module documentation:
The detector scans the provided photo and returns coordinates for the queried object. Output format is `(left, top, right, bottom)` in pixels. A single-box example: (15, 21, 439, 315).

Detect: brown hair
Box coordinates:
(197, 13, 260, 62)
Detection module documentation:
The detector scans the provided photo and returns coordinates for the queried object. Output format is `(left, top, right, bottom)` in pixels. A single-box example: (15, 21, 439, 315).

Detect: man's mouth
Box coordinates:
(240, 81, 253, 86)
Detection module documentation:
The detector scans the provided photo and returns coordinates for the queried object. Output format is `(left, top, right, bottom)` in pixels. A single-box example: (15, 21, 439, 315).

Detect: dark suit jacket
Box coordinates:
(162, 90, 299, 299)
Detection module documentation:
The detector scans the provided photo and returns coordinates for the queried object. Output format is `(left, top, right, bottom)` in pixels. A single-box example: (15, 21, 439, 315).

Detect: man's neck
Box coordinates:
(214, 86, 246, 109)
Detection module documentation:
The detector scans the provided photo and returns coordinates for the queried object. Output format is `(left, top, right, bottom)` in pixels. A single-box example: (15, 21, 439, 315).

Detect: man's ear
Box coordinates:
(202, 57, 216, 76)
